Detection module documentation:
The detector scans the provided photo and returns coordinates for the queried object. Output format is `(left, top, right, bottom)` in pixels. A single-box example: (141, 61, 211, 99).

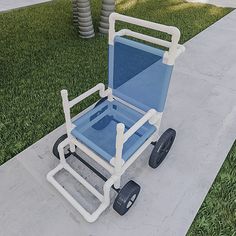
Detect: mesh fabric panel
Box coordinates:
(113, 42, 161, 89)
(109, 36, 173, 112)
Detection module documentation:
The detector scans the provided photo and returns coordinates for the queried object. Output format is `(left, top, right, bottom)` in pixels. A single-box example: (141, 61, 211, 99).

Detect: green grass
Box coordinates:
(0, 0, 234, 234)
(188, 141, 236, 236)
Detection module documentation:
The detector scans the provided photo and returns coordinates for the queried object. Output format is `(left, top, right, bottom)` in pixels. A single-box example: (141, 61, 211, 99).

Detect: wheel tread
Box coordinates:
(113, 180, 141, 216)
(149, 128, 176, 169)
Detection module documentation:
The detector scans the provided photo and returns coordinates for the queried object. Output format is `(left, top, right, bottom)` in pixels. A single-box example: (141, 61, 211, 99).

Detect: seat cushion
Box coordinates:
(71, 100, 156, 163)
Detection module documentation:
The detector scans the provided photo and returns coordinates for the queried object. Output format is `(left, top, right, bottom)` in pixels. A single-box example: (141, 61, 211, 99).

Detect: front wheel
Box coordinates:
(113, 180, 141, 216)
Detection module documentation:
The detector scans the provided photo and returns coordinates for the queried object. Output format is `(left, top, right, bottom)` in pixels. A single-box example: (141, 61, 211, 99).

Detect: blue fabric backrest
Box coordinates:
(109, 36, 173, 112)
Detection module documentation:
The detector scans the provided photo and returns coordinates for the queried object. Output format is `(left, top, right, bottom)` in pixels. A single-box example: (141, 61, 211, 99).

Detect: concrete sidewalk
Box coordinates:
(0, 0, 51, 12)
(0, 10, 236, 236)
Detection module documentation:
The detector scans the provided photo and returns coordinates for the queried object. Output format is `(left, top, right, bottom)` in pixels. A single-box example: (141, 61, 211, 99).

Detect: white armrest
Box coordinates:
(61, 83, 111, 108)
(60, 83, 111, 135)
(123, 109, 157, 143)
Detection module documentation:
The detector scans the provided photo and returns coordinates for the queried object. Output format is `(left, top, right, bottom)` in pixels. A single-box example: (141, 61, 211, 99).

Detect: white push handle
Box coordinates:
(109, 12, 185, 65)
(109, 13, 180, 43)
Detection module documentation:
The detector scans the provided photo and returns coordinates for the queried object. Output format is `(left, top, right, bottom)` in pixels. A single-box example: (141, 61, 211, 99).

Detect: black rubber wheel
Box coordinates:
(149, 128, 176, 169)
(94, 96, 107, 107)
(52, 134, 72, 159)
(91, 96, 112, 130)
(113, 180, 141, 216)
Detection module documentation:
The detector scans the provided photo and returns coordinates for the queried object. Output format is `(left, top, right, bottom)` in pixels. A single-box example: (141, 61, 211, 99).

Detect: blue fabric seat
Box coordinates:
(71, 100, 156, 163)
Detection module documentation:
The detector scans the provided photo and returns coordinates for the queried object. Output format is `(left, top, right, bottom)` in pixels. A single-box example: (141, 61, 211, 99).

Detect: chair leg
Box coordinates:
(70, 143, 76, 153)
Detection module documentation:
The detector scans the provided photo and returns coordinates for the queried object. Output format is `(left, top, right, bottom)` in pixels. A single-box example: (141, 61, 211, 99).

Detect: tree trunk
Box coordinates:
(99, 0, 115, 34)
(72, 0, 95, 38)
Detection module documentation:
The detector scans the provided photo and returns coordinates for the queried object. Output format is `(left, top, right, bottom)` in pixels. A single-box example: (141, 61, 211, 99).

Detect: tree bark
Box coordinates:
(72, 0, 95, 38)
(99, 0, 115, 34)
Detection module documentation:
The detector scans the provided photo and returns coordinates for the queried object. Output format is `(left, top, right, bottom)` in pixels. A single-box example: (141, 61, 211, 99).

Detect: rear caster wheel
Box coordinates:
(149, 128, 176, 169)
(113, 180, 141, 216)
(52, 134, 72, 159)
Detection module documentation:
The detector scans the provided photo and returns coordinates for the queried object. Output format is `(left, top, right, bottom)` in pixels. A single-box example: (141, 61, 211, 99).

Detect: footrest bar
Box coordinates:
(72, 152, 120, 193)
(63, 163, 104, 202)
(47, 164, 111, 222)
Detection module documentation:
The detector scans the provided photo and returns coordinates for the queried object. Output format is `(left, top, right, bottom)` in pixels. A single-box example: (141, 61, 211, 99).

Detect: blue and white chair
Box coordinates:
(47, 13, 185, 223)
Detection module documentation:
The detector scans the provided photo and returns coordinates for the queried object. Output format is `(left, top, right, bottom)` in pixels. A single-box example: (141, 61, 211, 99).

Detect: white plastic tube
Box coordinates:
(109, 12, 185, 65)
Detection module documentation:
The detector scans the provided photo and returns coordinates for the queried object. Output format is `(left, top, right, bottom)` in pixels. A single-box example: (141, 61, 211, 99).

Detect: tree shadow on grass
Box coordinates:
(114, 0, 232, 43)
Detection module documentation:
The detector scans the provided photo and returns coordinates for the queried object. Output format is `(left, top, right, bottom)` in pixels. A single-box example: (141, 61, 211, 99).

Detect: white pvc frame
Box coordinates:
(109, 12, 185, 65)
(47, 13, 185, 223)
